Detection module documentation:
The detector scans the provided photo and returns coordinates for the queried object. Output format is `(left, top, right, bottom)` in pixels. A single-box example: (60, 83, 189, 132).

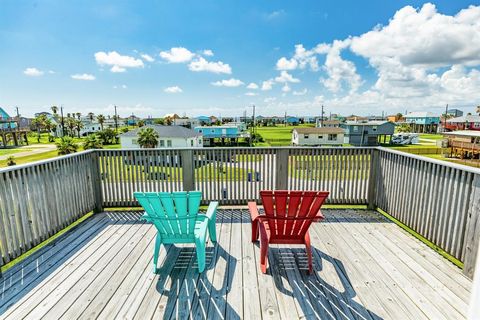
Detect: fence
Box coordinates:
(0, 146, 479, 278)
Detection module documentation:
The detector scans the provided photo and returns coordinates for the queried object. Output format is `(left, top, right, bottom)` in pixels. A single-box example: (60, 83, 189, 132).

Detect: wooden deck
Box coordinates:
(0, 209, 471, 320)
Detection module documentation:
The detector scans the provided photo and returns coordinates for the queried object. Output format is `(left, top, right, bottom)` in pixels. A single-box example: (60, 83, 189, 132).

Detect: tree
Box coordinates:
(56, 137, 78, 155)
(51, 105, 58, 116)
(44, 119, 55, 142)
(76, 112, 81, 120)
(137, 127, 159, 148)
(138, 120, 145, 127)
(75, 119, 83, 138)
(66, 118, 76, 137)
(96, 128, 117, 145)
(97, 114, 105, 130)
(154, 118, 165, 125)
(476, 106, 480, 115)
(6, 156, 16, 166)
(87, 112, 95, 122)
(32, 114, 47, 143)
(397, 123, 412, 133)
(165, 118, 172, 126)
(396, 113, 403, 119)
(83, 135, 103, 150)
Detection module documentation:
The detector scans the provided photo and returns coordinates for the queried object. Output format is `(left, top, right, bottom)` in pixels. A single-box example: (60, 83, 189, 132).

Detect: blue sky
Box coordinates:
(1, 1, 479, 118)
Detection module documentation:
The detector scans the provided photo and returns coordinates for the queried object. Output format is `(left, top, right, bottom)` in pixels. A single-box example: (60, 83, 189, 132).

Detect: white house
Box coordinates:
(316, 119, 341, 128)
(292, 127, 345, 146)
(119, 125, 203, 149)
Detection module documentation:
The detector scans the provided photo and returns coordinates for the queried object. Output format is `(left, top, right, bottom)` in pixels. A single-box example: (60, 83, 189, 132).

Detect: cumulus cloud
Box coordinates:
(293, 88, 308, 96)
(141, 54, 155, 62)
(159, 47, 195, 63)
(211, 78, 244, 87)
(94, 51, 144, 72)
(164, 86, 183, 93)
(202, 49, 214, 56)
(261, 79, 275, 91)
(189, 57, 232, 74)
(246, 83, 259, 89)
(276, 57, 298, 70)
(24, 67, 43, 76)
(71, 73, 96, 80)
(281, 84, 291, 92)
(275, 71, 300, 83)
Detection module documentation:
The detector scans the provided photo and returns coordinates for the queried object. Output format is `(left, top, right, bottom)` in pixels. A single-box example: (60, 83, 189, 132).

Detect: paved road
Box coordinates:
(0, 144, 56, 161)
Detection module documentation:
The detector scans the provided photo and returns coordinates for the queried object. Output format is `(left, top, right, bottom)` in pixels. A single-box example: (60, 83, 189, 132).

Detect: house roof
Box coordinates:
(344, 120, 391, 126)
(443, 130, 480, 138)
(119, 125, 202, 138)
(405, 112, 438, 118)
(320, 120, 341, 125)
(446, 115, 480, 123)
(293, 127, 345, 134)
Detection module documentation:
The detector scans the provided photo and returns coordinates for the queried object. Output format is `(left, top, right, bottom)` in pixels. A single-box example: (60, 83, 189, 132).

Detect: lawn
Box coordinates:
(419, 133, 444, 140)
(0, 148, 32, 156)
(255, 124, 314, 146)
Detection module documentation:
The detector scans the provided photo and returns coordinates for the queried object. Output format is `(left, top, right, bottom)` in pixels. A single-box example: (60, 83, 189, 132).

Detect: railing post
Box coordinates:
(367, 148, 379, 210)
(275, 148, 289, 190)
(463, 174, 480, 278)
(181, 149, 195, 191)
(90, 151, 103, 213)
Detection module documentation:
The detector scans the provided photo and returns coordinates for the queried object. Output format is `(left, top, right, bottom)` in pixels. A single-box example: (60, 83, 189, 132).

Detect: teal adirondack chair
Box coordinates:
(134, 191, 218, 273)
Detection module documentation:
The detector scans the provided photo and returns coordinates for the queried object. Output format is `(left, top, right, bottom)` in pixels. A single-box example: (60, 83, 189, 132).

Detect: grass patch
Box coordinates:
(0, 148, 32, 156)
(0, 150, 59, 167)
(0, 211, 95, 273)
(376, 207, 463, 269)
(255, 124, 313, 146)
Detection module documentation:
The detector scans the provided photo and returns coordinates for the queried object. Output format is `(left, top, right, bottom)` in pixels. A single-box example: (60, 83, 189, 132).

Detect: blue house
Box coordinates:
(195, 116, 212, 125)
(194, 123, 249, 146)
(0, 107, 17, 129)
(286, 116, 299, 125)
(404, 112, 440, 133)
(341, 120, 395, 146)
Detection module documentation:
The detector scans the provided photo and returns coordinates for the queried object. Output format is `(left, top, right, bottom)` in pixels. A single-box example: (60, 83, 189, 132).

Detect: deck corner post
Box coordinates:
(91, 150, 104, 213)
(367, 148, 379, 210)
(181, 149, 195, 191)
(463, 174, 480, 278)
(275, 148, 289, 190)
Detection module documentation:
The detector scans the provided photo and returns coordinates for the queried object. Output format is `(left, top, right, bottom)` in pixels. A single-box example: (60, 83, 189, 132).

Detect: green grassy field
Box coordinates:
(255, 124, 314, 146)
(0, 148, 33, 156)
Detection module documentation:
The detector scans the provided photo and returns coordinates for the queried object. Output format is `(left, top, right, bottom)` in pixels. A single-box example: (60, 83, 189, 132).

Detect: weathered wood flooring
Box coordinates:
(0, 209, 471, 320)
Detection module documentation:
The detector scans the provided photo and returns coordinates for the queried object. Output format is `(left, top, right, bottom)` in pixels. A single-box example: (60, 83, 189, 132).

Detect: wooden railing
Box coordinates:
(0, 147, 479, 278)
(0, 151, 99, 267)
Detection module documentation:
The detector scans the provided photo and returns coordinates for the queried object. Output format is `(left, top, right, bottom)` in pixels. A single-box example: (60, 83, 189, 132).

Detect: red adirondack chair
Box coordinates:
(249, 190, 329, 274)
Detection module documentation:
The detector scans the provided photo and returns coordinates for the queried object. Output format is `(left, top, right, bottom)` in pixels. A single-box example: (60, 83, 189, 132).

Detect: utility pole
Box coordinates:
(250, 105, 256, 145)
(321, 105, 325, 127)
(60, 105, 65, 138)
(444, 104, 449, 132)
(15, 106, 19, 130)
(284, 111, 287, 127)
(114, 105, 118, 134)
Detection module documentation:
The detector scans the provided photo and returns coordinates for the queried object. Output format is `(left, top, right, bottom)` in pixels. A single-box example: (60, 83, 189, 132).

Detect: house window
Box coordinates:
(190, 140, 194, 147)
(167, 140, 172, 147)
(159, 140, 165, 147)
(211, 129, 215, 133)
(132, 139, 138, 145)
(304, 134, 309, 139)
(328, 134, 337, 141)
(353, 126, 358, 132)
(372, 126, 377, 132)
(318, 135, 323, 139)
(198, 129, 203, 133)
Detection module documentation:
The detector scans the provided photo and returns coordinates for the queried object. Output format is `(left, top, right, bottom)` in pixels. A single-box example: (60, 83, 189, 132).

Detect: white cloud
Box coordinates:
(71, 73, 96, 81)
(48, 70, 55, 74)
(211, 78, 244, 87)
(189, 57, 232, 74)
(141, 54, 155, 62)
(245, 92, 258, 96)
(159, 47, 195, 63)
(265, 10, 286, 20)
(203, 49, 214, 56)
(282, 84, 291, 92)
(164, 86, 183, 93)
(276, 57, 298, 70)
(293, 88, 308, 95)
(275, 70, 300, 83)
(94, 51, 144, 72)
(261, 79, 275, 91)
(24, 67, 43, 77)
(122, 84, 127, 89)
(246, 82, 259, 89)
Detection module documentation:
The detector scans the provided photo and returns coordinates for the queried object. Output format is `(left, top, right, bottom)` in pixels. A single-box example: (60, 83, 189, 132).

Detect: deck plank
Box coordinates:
(0, 209, 471, 320)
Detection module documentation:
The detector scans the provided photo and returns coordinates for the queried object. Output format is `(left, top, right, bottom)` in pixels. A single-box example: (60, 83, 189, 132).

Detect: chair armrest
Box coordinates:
(205, 201, 218, 222)
(314, 210, 325, 222)
(248, 202, 261, 222)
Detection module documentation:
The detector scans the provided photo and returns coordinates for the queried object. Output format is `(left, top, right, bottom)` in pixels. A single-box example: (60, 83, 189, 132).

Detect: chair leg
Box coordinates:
(153, 233, 162, 273)
(208, 219, 217, 243)
(260, 236, 269, 274)
(305, 232, 313, 274)
(251, 221, 259, 242)
(195, 237, 206, 273)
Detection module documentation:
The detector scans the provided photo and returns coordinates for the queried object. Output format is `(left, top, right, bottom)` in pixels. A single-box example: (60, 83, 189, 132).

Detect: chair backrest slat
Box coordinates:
(135, 191, 201, 237)
(260, 190, 329, 239)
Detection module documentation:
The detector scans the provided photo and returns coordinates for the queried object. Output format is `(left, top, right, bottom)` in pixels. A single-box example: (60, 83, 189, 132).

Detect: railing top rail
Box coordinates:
(0, 149, 95, 174)
(95, 146, 378, 152)
(376, 146, 480, 175)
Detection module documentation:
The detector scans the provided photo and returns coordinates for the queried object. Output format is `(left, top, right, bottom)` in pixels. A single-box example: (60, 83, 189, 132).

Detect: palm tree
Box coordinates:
(138, 120, 145, 127)
(6, 156, 16, 166)
(83, 135, 103, 150)
(75, 119, 83, 138)
(137, 127, 159, 148)
(32, 114, 47, 143)
(44, 119, 55, 142)
(56, 137, 78, 155)
(97, 114, 105, 130)
(76, 112, 81, 120)
(51, 105, 58, 116)
(87, 112, 95, 122)
(66, 118, 76, 137)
